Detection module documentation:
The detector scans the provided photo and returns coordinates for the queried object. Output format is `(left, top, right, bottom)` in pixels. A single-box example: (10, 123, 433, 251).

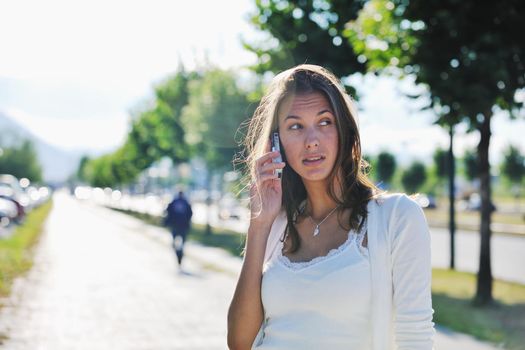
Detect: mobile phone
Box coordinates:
(271, 132, 283, 178)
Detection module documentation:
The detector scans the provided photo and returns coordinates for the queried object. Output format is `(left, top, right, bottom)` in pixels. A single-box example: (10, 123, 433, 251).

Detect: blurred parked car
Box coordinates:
(0, 197, 18, 227)
(0, 183, 25, 223)
(414, 194, 437, 209)
(218, 194, 244, 220)
(24, 185, 51, 207)
(0, 174, 31, 208)
(464, 193, 496, 212)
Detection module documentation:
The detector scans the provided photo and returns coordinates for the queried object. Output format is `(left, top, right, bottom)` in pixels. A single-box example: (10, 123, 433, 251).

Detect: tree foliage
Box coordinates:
(245, 0, 367, 93)
(501, 145, 525, 185)
(401, 161, 427, 194)
(181, 69, 253, 172)
(78, 69, 195, 187)
(433, 148, 448, 180)
(374, 151, 396, 186)
(463, 148, 478, 182)
(0, 140, 42, 182)
(347, 0, 525, 124)
(78, 68, 252, 188)
(346, 0, 525, 305)
(76, 155, 91, 183)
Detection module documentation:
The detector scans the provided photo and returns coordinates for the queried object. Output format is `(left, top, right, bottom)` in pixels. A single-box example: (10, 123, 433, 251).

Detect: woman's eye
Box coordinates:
(320, 119, 332, 126)
(289, 123, 302, 130)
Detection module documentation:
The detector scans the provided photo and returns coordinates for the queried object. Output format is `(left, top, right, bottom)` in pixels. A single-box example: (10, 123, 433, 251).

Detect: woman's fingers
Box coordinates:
(256, 151, 281, 168)
(259, 161, 285, 175)
(258, 172, 280, 184)
(251, 140, 284, 202)
(255, 151, 285, 181)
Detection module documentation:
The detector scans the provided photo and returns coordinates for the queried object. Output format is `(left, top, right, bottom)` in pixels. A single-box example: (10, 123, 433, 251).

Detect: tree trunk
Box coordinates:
(474, 112, 493, 306)
(448, 124, 456, 270)
(512, 185, 521, 213)
(205, 169, 213, 235)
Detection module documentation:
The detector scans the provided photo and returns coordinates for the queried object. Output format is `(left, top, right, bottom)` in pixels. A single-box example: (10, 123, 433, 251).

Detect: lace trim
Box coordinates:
(278, 226, 368, 271)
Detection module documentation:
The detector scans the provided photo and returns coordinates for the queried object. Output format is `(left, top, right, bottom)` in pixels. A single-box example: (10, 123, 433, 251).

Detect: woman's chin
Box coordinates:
(298, 170, 331, 184)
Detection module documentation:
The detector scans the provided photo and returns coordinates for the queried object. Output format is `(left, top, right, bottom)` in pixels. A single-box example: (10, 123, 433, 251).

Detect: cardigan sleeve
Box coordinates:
(390, 195, 435, 350)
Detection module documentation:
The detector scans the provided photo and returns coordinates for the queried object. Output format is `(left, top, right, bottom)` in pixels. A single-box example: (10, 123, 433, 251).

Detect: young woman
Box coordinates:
(227, 64, 435, 350)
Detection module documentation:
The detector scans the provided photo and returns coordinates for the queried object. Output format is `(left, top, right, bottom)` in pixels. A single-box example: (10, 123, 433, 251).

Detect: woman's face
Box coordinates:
(277, 92, 339, 186)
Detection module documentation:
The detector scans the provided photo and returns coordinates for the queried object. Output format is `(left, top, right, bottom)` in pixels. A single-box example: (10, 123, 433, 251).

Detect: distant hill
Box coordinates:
(0, 110, 82, 183)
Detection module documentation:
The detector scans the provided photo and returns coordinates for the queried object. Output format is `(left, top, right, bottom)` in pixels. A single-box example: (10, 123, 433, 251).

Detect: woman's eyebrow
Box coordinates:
(284, 109, 333, 121)
(318, 109, 333, 116)
(284, 115, 301, 121)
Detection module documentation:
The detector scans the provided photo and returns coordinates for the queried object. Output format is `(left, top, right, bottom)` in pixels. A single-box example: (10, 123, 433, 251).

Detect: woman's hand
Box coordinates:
(250, 141, 286, 228)
(228, 143, 284, 350)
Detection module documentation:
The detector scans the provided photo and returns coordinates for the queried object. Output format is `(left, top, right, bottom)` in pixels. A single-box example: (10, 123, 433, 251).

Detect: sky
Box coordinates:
(1, 0, 524, 167)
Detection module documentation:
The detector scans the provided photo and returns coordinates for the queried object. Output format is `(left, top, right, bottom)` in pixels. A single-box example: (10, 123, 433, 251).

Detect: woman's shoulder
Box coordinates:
(368, 193, 429, 243)
(368, 192, 422, 216)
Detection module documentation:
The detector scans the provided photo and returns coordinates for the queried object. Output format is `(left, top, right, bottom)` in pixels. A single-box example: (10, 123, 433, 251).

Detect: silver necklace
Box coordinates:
(308, 205, 340, 236)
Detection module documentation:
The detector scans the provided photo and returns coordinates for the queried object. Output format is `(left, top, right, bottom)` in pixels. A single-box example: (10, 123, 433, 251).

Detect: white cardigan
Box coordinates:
(260, 193, 435, 350)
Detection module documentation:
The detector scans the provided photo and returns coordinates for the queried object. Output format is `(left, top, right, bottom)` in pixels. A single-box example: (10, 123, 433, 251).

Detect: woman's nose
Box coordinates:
(305, 129, 319, 149)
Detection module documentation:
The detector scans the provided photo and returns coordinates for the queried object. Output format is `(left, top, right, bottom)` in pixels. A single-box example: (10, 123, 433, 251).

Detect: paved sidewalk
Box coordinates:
(0, 193, 503, 349)
(0, 193, 235, 349)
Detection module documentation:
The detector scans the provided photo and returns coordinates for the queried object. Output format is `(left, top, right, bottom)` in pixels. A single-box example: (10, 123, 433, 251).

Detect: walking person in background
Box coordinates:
(164, 191, 193, 269)
(227, 65, 435, 349)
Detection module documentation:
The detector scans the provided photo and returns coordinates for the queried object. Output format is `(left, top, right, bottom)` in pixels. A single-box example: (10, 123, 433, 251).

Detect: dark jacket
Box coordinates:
(164, 197, 193, 231)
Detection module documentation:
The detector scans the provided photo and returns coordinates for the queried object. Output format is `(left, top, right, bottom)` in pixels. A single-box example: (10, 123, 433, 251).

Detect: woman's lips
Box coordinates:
(302, 156, 325, 166)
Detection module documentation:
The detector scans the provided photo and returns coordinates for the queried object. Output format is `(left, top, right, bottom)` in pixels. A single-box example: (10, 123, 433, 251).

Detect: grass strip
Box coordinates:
(187, 223, 245, 257)
(0, 200, 53, 297)
(432, 268, 525, 349)
(108, 207, 245, 256)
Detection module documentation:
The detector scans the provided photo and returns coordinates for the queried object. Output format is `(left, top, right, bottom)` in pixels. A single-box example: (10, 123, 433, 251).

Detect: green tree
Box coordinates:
(375, 151, 396, 188)
(345, 0, 462, 269)
(347, 0, 525, 305)
(76, 155, 90, 183)
(81, 69, 193, 187)
(501, 145, 525, 210)
(182, 69, 251, 171)
(125, 69, 192, 174)
(501, 145, 525, 185)
(0, 140, 42, 182)
(245, 0, 367, 93)
(110, 143, 142, 185)
(433, 148, 448, 181)
(432, 145, 457, 269)
(181, 68, 253, 234)
(401, 161, 427, 194)
(89, 155, 114, 188)
(149, 70, 194, 163)
(463, 149, 479, 183)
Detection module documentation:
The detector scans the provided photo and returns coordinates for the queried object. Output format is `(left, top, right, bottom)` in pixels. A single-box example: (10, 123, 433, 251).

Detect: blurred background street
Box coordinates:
(0, 192, 235, 349)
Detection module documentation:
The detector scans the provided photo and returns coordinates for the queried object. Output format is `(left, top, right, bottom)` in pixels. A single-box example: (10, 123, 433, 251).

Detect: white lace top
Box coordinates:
(254, 223, 372, 350)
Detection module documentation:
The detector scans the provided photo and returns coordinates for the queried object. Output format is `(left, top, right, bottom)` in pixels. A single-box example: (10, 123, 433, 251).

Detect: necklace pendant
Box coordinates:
(308, 204, 340, 237)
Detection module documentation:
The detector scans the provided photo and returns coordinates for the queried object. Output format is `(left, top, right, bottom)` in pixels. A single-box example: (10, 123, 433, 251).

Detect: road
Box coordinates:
(191, 202, 525, 284)
(431, 227, 525, 284)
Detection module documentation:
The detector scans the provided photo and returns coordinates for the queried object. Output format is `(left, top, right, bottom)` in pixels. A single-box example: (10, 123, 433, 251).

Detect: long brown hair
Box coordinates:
(243, 64, 380, 253)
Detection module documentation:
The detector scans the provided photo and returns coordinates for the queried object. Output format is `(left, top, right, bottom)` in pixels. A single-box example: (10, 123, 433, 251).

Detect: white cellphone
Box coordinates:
(271, 132, 283, 178)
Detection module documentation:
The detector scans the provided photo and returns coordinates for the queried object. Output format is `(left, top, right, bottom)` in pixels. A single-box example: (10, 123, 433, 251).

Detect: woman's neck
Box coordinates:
(303, 180, 342, 221)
